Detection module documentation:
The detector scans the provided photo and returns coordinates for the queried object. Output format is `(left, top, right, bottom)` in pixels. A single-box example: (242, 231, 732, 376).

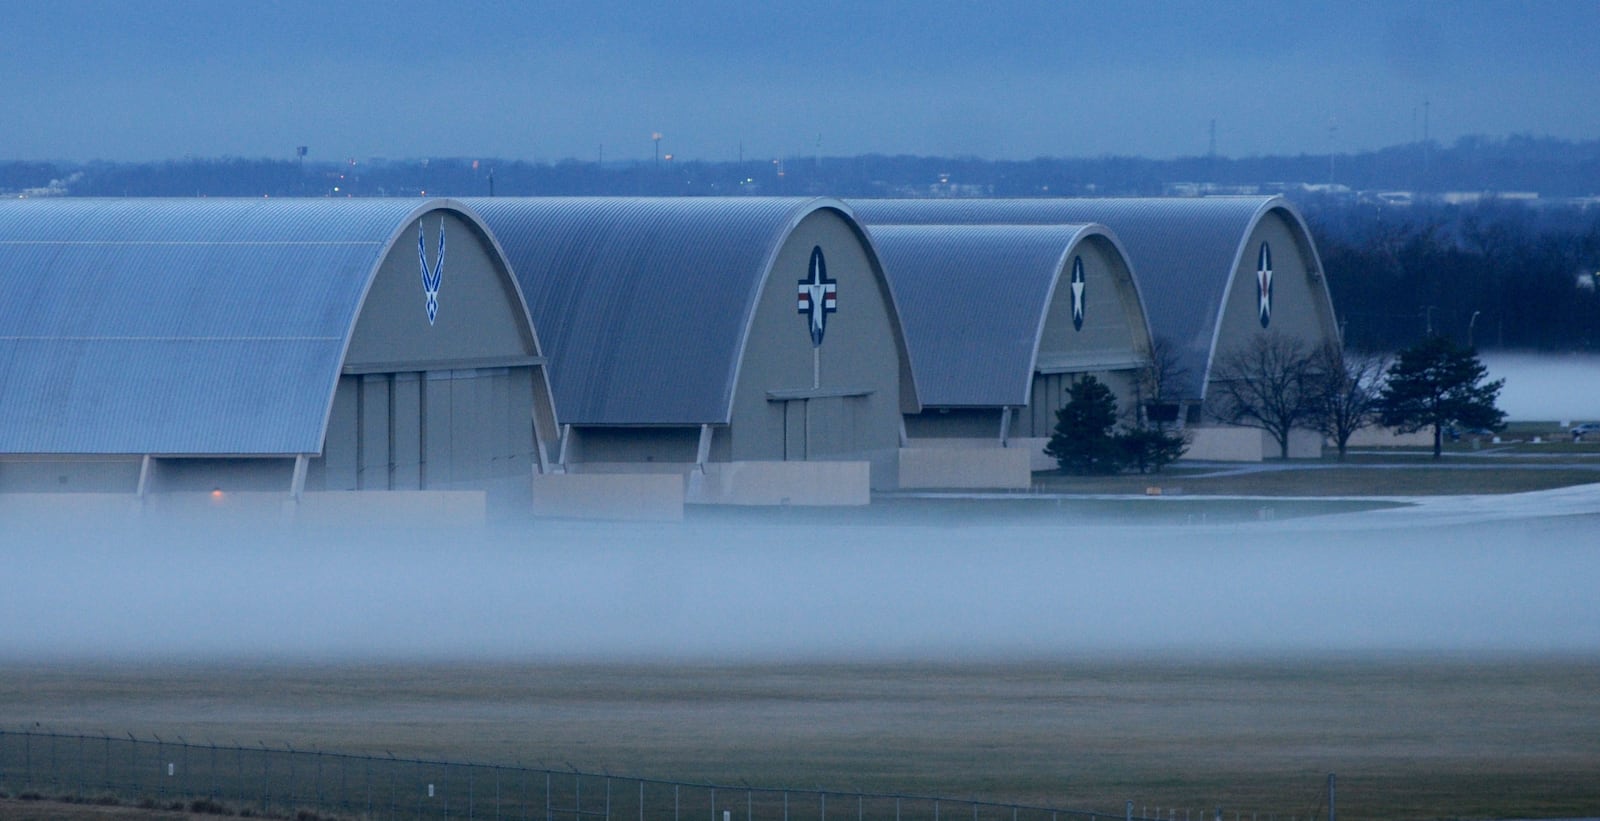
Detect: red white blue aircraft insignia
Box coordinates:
(796, 246, 837, 347)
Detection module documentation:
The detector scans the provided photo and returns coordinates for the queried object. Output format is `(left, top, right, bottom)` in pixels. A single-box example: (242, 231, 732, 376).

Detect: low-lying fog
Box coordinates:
(1481, 352, 1600, 422)
(5, 491, 1597, 662)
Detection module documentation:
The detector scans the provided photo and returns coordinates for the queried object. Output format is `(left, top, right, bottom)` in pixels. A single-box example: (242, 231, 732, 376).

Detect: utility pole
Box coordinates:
(1327, 774, 1336, 821)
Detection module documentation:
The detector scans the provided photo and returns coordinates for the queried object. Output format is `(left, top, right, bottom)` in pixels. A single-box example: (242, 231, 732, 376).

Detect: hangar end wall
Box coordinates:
(729, 209, 907, 465)
(307, 209, 551, 492)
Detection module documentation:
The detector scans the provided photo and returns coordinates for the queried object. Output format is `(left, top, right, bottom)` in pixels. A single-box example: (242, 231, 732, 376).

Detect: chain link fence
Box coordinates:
(1, 729, 1332, 821)
(0, 728, 1168, 821)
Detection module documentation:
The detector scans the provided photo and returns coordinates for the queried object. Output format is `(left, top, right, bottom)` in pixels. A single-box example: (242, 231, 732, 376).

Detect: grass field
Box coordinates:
(4, 658, 1599, 821)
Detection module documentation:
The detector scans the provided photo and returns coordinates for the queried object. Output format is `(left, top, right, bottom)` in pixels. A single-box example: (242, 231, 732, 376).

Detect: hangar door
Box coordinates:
(780, 394, 865, 460)
(317, 367, 538, 490)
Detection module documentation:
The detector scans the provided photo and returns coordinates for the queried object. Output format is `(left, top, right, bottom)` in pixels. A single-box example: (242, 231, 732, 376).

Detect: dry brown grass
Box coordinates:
(5, 658, 1598, 821)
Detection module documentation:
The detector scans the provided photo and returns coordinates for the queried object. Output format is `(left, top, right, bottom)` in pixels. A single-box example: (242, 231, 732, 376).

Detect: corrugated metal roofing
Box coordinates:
(0, 198, 448, 454)
(851, 197, 1319, 400)
(467, 197, 867, 426)
(869, 223, 1126, 407)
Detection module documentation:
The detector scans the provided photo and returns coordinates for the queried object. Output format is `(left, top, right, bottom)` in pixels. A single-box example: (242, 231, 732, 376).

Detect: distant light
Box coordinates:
(210, 488, 224, 501)
(663, 153, 673, 161)
(333, 186, 340, 192)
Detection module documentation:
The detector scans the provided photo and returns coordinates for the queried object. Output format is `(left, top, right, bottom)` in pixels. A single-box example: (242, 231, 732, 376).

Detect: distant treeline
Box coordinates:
(4, 136, 1600, 354)
(1305, 196, 1600, 353)
(7, 134, 1600, 199)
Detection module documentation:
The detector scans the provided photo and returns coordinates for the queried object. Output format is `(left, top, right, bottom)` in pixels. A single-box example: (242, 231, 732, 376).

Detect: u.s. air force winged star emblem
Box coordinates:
(796, 246, 837, 347)
(1256, 241, 1273, 328)
(1070, 255, 1086, 331)
(419, 218, 446, 325)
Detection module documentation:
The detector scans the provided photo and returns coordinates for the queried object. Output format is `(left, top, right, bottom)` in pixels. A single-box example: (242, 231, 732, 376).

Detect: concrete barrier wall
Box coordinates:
(688, 460, 871, 506)
(532, 472, 685, 520)
(0, 490, 488, 528)
(1288, 428, 1324, 459)
(293, 491, 486, 528)
(1009, 437, 1056, 472)
(1181, 426, 1267, 461)
(0, 492, 144, 524)
(1344, 426, 1434, 447)
(1182, 427, 1325, 461)
(896, 447, 1032, 490)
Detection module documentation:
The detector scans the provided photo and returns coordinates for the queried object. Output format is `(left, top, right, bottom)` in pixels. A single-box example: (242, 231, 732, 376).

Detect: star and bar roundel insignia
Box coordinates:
(1255, 241, 1273, 328)
(1070, 255, 1086, 331)
(796, 245, 836, 347)
(419, 217, 446, 325)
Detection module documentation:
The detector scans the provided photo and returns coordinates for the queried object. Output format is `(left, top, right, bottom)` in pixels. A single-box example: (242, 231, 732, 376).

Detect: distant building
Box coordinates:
(469, 197, 917, 507)
(0, 198, 559, 503)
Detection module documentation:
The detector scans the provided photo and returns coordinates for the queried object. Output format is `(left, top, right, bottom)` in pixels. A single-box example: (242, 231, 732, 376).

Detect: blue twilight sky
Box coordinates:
(5, 0, 1598, 163)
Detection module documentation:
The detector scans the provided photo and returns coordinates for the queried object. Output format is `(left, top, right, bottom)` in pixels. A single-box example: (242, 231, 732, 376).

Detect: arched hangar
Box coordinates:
(0, 198, 559, 500)
(468, 197, 918, 505)
(864, 222, 1152, 478)
(850, 197, 1340, 460)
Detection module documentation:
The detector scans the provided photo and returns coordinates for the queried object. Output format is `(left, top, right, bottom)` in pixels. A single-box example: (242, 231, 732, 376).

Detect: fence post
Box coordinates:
(260, 742, 271, 817)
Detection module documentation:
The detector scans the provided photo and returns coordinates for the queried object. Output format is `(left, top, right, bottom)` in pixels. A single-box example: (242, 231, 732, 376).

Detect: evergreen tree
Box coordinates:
(1378, 335, 1506, 459)
(1044, 376, 1125, 474)
(1117, 425, 1189, 474)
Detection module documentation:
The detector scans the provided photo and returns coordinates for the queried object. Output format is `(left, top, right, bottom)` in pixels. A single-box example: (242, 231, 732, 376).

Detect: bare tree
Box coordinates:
(1308, 344, 1389, 461)
(1135, 336, 1192, 428)
(1209, 332, 1316, 459)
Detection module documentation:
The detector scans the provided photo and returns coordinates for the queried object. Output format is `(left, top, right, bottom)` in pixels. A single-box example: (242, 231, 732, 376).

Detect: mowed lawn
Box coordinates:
(4, 658, 1599, 821)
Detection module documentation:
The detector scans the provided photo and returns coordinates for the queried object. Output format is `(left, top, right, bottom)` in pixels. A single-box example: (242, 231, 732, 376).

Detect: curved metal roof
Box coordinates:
(0, 197, 494, 455)
(867, 223, 1144, 408)
(851, 197, 1330, 400)
(466, 197, 895, 426)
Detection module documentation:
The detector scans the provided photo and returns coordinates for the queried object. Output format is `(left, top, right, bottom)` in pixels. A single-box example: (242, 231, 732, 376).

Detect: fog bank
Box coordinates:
(5, 491, 1597, 663)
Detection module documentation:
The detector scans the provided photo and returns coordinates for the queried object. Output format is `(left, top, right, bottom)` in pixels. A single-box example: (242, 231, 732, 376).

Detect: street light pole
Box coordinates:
(1468, 310, 1481, 348)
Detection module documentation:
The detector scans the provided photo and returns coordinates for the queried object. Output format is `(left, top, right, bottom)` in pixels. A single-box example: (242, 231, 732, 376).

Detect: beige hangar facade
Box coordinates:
(850, 197, 1340, 461)
(862, 222, 1153, 483)
(0, 198, 559, 512)
(468, 197, 918, 508)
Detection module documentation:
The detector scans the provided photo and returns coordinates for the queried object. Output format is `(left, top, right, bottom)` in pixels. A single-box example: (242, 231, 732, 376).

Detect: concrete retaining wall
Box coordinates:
(532, 472, 685, 520)
(1182, 426, 1324, 461)
(688, 461, 871, 506)
(895, 447, 1032, 490)
(0, 490, 488, 528)
(1343, 426, 1434, 447)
